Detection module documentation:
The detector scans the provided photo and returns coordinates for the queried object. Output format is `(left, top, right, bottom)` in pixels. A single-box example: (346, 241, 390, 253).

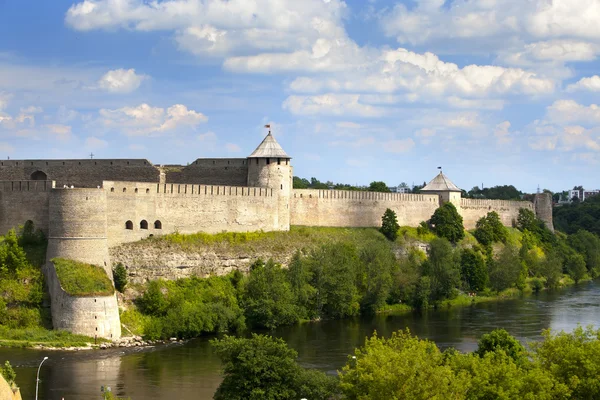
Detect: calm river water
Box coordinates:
(3, 281, 600, 399)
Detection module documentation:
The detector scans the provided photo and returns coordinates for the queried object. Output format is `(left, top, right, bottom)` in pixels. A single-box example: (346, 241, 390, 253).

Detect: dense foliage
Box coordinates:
(0, 361, 16, 386)
(52, 258, 114, 296)
(113, 263, 128, 293)
(430, 202, 465, 243)
(212, 328, 600, 400)
(466, 185, 523, 200)
(554, 195, 600, 236)
(211, 334, 339, 400)
(473, 211, 507, 246)
(380, 208, 399, 241)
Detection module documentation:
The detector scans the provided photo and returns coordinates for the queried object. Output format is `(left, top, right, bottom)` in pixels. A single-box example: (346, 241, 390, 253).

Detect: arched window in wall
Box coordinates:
(140, 220, 148, 230)
(125, 220, 133, 230)
(154, 220, 162, 229)
(30, 171, 47, 180)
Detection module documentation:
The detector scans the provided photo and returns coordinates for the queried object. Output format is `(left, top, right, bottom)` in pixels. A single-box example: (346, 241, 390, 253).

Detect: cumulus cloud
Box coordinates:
(45, 124, 73, 141)
(283, 94, 388, 117)
(65, 0, 347, 57)
(85, 136, 109, 149)
(567, 75, 600, 92)
(99, 103, 207, 135)
(546, 100, 600, 125)
(97, 68, 148, 93)
(0, 92, 11, 110)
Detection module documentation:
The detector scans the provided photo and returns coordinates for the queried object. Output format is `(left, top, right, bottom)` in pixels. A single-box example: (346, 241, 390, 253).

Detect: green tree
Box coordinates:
(488, 244, 522, 291)
(242, 260, 299, 329)
(0, 229, 30, 275)
(460, 248, 488, 292)
(357, 242, 394, 314)
(339, 330, 467, 399)
(380, 208, 400, 241)
(430, 203, 465, 243)
(307, 243, 360, 319)
(0, 361, 16, 386)
(517, 208, 537, 232)
(211, 334, 338, 400)
(473, 211, 507, 246)
(565, 253, 587, 284)
(368, 181, 390, 192)
(533, 326, 600, 399)
(475, 329, 526, 362)
(113, 263, 127, 293)
(286, 252, 316, 320)
(292, 176, 310, 189)
(426, 238, 460, 302)
(412, 276, 431, 310)
(568, 230, 600, 276)
(539, 251, 563, 289)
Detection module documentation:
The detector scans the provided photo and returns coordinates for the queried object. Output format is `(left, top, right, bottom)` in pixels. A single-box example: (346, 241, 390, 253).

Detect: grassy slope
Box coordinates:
(52, 258, 114, 296)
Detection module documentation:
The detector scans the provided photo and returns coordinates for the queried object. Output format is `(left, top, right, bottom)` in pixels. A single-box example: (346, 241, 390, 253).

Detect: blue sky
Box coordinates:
(1, 0, 599, 192)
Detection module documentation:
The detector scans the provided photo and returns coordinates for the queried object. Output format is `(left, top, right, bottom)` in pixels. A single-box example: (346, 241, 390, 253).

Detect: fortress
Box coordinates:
(0, 131, 553, 340)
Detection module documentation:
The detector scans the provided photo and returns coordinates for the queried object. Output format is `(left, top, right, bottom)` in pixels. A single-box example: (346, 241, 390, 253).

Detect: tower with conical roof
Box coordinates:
(420, 171, 462, 205)
(247, 129, 292, 230)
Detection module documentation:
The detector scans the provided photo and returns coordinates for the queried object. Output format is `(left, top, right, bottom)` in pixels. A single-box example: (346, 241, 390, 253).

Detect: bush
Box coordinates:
(212, 334, 338, 400)
(475, 328, 526, 362)
(113, 263, 128, 293)
(52, 258, 114, 296)
(474, 211, 507, 246)
(460, 248, 488, 292)
(380, 208, 400, 241)
(430, 203, 465, 243)
(242, 260, 299, 329)
(1, 361, 16, 385)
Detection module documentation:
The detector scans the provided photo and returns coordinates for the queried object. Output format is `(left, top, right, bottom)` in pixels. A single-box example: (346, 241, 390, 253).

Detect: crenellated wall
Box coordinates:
(291, 189, 440, 227)
(166, 158, 249, 186)
(459, 198, 534, 230)
(103, 181, 281, 246)
(0, 180, 53, 235)
(0, 159, 159, 188)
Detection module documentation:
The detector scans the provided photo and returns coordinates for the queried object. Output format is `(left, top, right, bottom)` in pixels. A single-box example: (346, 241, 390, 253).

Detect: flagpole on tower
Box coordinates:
(264, 124, 271, 134)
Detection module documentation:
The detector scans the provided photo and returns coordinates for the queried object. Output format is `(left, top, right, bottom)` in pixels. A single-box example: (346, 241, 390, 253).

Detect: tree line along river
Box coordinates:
(2, 280, 599, 400)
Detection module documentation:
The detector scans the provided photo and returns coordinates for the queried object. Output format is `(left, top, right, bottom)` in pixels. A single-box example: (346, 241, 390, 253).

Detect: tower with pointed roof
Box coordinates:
(420, 171, 462, 205)
(247, 130, 293, 230)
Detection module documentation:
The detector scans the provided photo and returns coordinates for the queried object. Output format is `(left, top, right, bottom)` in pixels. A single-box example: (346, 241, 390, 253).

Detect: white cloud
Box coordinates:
(0, 142, 15, 154)
(225, 143, 241, 152)
(85, 136, 109, 149)
(283, 94, 388, 117)
(66, 0, 347, 57)
(97, 68, 148, 93)
(547, 100, 600, 125)
(494, 121, 515, 145)
(99, 103, 207, 136)
(384, 138, 415, 153)
(45, 124, 73, 141)
(0, 92, 11, 110)
(567, 75, 600, 92)
(20, 106, 43, 114)
(381, 0, 600, 46)
(198, 131, 217, 142)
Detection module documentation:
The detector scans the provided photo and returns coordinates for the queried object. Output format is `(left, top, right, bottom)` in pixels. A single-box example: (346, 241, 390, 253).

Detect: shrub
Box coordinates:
(430, 203, 465, 243)
(113, 263, 128, 293)
(1, 361, 16, 385)
(380, 208, 400, 241)
(475, 329, 526, 362)
(52, 258, 114, 296)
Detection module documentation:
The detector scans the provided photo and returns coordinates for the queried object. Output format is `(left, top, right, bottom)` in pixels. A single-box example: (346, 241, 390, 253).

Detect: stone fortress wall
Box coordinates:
(291, 189, 441, 228)
(103, 180, 280, 247)
(0, 132, 554, 340)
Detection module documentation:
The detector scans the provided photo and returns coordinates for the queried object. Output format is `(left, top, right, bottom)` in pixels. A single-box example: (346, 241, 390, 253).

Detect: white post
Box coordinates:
(35, 356, 48, 400)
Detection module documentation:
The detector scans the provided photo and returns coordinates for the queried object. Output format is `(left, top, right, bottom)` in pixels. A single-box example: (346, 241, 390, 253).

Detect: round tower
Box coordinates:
(46, 188, 111, 276)
(247, 130, 292, 231)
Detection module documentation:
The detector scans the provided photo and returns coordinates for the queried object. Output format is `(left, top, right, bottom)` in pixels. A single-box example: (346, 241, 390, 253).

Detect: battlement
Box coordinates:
(103, 181, 274, 197)
(0, 159, 153, 167)
(460, 198, 535, 209)
(189, 158, 248, 167)
(293, 189, 438, 202)
(0, 180, 55, 191)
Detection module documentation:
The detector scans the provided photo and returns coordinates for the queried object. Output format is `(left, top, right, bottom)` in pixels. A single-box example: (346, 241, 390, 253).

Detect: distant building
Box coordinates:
(389, 185, 411, 193)
(568, 188, 599, 202)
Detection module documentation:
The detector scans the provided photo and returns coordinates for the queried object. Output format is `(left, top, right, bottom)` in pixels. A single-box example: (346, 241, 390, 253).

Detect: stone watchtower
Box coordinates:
(420, 171, 462, 205)
(247, 130, 292, 231)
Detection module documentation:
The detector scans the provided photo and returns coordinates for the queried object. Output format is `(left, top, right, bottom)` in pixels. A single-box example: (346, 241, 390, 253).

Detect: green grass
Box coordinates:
(126, 226, 389, 256)
(0, 325, 105, 348)
(52, 258, 114, 297)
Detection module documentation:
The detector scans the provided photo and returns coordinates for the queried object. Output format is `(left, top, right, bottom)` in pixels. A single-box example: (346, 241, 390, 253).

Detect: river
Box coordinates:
(3, 281, 600, 399)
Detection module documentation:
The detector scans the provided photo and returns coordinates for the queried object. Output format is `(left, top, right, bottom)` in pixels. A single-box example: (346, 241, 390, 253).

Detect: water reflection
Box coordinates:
(3, 281, 600, 399)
